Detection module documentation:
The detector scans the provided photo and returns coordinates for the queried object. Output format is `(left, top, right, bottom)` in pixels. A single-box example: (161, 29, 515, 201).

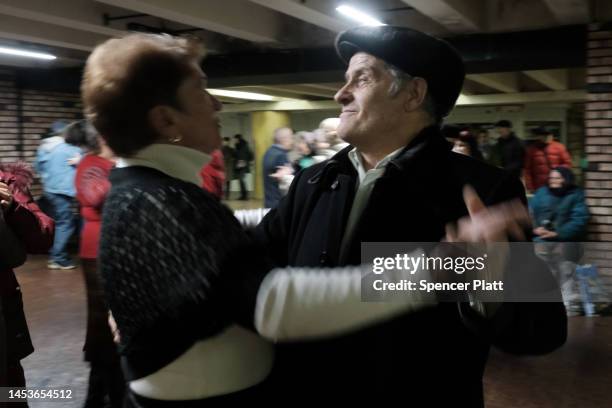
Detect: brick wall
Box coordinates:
(585, 23, 612, 289)
(0, 67, 82, 196)
(567, 103, 585, 186)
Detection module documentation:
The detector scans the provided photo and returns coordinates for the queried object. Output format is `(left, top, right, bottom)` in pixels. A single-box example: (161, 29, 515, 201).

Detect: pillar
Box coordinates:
(251, 111, 291, 200)
(585, 22, 612, 287)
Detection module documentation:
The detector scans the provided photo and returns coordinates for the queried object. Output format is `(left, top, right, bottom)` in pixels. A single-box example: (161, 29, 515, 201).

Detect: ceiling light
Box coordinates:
(336, 4, 386, 26)
(0, 46, 56, 60)
(208, 89, 281, 101)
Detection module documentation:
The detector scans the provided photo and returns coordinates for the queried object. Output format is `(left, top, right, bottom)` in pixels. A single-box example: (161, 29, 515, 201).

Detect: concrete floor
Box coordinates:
(12, 255, 612, 408)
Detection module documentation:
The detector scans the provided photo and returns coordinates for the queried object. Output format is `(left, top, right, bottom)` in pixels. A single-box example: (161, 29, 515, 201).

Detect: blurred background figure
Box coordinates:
(476, 128, 494, 162)
(221, 136, 235, 199)
(263, 127, 293, 209)
(292, 131, 318, 172)
(524, 127, 572, 193)
(530, 167, 589, 314)
(452, 129, 485, 161)
(74, 122, 124, 408)
(492, 119, 525, 179)
(233, 134, 253, 200)
(0, 161, 53, 404)
(316, 117, 347, 160)
(441, 123, 461, 144)
(35, 120, 84, 270)
(200, 149, 226, 200)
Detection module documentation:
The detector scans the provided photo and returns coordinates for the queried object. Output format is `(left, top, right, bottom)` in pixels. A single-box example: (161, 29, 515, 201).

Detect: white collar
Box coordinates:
(348, 146, 404, 183)
(116, 144, 211, 186)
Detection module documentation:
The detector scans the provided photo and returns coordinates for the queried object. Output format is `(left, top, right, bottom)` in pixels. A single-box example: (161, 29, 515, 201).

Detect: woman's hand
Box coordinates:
(534, 227, 557, 239)
(533, 226, 547, 236)
(539, 230, 558, 239)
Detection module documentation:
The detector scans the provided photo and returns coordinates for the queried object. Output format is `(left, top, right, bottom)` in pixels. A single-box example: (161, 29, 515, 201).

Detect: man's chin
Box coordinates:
(338, 130, 357, 146)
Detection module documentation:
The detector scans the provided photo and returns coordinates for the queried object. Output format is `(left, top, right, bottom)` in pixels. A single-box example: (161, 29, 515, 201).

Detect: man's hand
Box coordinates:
(443, 186, 531, 317)
(0, 182, 13, 210)
(270, 164, 294, 180)
(445, 185, 531, 243)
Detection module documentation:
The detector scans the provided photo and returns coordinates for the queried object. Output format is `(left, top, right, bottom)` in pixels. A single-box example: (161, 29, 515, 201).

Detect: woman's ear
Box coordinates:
(148, 105, 177, 140)
(403, 77, 429, 113)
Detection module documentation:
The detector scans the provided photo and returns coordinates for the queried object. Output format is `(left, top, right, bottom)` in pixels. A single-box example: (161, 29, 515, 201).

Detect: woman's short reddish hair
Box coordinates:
(81, 33, 205, 156)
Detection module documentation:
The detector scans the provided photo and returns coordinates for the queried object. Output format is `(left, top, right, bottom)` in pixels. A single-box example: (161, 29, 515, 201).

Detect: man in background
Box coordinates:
(262, 127, 293, 208)
(35, 121, 83, 269)
(524, 127, 572, 193)
(492, 119, 525, 179)
(233, 134, 253, 200)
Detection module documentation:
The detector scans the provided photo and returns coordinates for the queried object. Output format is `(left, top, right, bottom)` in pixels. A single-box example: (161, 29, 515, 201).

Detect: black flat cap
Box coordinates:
(335, 26, 465, 118)
(494, 119, 513, 128)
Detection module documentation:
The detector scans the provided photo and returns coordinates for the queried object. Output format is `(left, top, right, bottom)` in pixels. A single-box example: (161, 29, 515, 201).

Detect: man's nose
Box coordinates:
(334, 84, 352, 105)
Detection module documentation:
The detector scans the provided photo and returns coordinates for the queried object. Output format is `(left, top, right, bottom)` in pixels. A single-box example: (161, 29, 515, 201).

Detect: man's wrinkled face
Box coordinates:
(334, 53, 405, 148)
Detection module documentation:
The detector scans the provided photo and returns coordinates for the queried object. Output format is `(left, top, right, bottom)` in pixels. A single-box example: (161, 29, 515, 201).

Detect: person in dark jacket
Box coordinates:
(262, 127, 293, 208)
(0, 162, 54, 405)
(254, 26, 567, 406)
(221, 137, 235, 199)
(493, 119, 525, 179)
(530, 167, 589, 308)
(233, 134, 253, 200)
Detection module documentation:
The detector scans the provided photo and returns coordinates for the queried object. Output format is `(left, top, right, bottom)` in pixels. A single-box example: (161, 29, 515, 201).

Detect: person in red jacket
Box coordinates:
(74, 122, 125, 408)
(524, 127, 572, 193)
(199, 149, 225, 200)
(0, 161, 54, 405)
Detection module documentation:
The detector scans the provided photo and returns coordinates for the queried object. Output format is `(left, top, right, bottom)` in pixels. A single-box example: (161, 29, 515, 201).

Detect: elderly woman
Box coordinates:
(84, 34, 433, 407)
(530, 167, 589, 311)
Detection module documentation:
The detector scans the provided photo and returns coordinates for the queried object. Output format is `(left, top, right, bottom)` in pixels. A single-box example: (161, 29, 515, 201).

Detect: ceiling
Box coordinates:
(0, 0, 605, 109)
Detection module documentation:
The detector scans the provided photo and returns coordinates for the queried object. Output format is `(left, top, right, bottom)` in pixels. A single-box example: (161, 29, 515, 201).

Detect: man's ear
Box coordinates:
(403, 77, 429, 113)
(148, 105, 177, 139)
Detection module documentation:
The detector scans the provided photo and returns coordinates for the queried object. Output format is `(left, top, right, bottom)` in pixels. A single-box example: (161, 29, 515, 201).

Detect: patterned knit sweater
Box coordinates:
(99, 165, 269, 380)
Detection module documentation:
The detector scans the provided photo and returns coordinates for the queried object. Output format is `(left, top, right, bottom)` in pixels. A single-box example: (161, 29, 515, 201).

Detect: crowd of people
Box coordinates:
(0, 24, 602, 408)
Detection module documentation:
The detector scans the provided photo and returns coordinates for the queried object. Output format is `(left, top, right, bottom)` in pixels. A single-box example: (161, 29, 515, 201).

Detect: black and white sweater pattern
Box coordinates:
(99, 166, 266, 380)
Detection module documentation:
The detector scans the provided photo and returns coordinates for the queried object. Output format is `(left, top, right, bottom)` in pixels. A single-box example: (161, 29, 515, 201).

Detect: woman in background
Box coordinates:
(200, 149, 225, 200)
(530, 167, 589, 312)
(74, 122, 124, 407)
(292, 131, 317, 172)
(1, 161, 54, 407)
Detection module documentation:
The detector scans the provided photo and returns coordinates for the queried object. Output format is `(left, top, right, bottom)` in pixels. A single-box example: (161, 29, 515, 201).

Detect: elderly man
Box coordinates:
(255, 26, 567, 406)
